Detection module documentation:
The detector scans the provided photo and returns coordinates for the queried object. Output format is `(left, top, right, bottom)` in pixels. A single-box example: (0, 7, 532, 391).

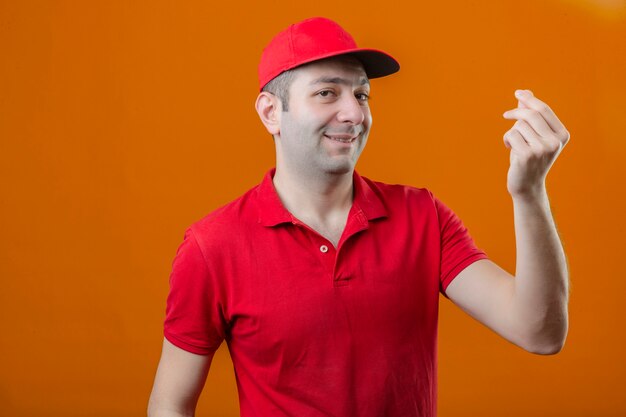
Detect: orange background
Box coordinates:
(1, 1, 625, 416)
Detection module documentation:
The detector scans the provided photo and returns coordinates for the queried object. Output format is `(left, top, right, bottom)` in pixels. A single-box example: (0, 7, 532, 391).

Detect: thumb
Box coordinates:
(516, 89, 532, 109)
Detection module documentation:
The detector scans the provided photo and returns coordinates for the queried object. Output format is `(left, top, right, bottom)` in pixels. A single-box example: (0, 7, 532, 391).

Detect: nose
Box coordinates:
(336, 94, 366, 126)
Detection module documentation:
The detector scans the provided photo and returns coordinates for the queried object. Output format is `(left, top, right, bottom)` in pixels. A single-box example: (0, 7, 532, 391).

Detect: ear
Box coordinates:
(255, 92, 281, 136)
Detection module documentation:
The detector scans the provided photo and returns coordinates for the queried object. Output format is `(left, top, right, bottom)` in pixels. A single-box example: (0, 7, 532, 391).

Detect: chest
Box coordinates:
(220, 218, 442, 364)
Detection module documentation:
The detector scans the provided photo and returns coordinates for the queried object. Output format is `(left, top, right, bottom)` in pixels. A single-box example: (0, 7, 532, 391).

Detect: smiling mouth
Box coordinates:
(324, 134, 359, 143)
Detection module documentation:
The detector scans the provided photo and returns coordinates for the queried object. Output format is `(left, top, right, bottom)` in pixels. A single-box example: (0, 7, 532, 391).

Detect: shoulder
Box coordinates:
(357, 175, 462, 230)
(185, 183, 262, 251)
(359, 175, 438, 210)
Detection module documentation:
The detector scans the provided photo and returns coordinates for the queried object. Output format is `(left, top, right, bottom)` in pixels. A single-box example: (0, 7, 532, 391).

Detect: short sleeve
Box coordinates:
(163, 228, 226, 355)
(434, 196, 489, 296)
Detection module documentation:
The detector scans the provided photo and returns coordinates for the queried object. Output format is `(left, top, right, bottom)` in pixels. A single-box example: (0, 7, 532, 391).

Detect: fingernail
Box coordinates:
(515, 90, 525, 98)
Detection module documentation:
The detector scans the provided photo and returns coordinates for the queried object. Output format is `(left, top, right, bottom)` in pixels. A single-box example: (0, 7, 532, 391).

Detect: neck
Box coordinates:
(272, 166, 354, 246)
(273, 167, 354, 219)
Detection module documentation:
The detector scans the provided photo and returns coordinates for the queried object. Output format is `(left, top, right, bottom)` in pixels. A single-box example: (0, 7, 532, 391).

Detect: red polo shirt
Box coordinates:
(164, 169, 488, 417)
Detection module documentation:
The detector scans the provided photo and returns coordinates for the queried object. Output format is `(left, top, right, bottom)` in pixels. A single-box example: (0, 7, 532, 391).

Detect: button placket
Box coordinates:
(291, 219, 339, 281)
(313, 238, 335, 273)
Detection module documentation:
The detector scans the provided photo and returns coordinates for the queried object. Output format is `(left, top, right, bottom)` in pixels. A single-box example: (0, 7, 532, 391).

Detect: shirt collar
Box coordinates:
(256, 168, 388, 227)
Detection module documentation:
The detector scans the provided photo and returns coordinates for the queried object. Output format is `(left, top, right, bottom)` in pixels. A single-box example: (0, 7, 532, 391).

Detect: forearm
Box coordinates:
(147, 396, 196, 417)
(148, 393, 197, 417)
(147, 407, 193, 417)
(509, 188, 569, 354)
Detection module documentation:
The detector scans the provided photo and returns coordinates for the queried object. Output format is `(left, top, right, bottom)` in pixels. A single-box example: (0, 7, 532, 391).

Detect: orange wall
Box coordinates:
(1, 1, 625, 416)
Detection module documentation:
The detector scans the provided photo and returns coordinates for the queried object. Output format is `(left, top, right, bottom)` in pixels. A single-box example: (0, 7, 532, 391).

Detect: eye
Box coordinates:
(355, 92, 370, 102)
(317, 90, 334, 97)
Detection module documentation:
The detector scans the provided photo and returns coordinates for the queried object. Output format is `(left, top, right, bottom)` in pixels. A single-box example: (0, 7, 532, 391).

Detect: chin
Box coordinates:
(322, 162, 355, 176)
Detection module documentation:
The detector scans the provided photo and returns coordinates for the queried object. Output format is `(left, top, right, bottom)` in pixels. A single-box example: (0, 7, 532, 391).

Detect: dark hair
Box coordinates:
(261, 70, 295, 111)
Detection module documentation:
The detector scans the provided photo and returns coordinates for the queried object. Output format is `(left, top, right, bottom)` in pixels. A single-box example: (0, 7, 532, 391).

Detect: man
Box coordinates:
(148, 17, 569, 417)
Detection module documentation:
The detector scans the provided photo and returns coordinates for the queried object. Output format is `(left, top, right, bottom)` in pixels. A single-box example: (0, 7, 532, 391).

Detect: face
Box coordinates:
(275, 57, 372, 177)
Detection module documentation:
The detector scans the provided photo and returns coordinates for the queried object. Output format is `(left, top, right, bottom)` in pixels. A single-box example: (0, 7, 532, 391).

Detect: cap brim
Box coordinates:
(286, 48, 400, 80)
(344, 49, 400, 79)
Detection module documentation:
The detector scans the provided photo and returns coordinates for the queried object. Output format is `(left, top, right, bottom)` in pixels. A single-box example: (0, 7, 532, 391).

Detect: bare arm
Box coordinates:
(446, 90, 570, 355)
(148, 338, 214, 417)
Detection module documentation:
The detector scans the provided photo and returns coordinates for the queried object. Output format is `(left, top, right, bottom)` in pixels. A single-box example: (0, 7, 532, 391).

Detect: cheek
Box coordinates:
(284, 109, 319, 130)
(365, 112, 372, 128)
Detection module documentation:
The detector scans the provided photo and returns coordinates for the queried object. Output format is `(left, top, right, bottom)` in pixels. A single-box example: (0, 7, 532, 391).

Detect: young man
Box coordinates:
(148, 17, 570, 417)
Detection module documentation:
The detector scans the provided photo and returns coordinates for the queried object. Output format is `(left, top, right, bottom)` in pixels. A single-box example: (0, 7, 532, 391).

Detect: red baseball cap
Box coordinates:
(258, 17, 400, 91)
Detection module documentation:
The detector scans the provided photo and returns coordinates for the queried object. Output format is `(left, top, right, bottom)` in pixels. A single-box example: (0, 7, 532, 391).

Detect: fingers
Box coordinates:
(516, 90, 563, 131)
(502, 89, 570, 147)
(511, 120, 543, 147)
(503, 121, 535, 150)
(503, 118, 565, 166)
(503, 118, 562, 155)
(517, 95, 529, 109)
(503, 128, 527, 151)
(504, 107, 553, 137)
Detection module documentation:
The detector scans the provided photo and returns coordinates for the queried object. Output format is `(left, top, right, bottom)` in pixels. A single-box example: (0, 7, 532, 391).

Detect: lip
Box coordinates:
(323, 133, 359, 143)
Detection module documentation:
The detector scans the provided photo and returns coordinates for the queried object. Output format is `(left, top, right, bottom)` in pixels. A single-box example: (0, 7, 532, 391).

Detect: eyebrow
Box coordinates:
(309, 76, 370, 87)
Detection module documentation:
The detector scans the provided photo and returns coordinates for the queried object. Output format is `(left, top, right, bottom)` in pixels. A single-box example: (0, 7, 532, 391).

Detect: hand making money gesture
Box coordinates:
(502, 90, 570, 200)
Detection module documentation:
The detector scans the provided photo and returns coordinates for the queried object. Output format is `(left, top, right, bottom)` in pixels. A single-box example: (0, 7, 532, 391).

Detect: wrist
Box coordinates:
(511, 190, 552, 220)
(509, 184, 549, 205)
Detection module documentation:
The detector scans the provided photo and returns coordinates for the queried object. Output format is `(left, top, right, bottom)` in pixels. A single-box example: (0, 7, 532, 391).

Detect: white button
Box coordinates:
(320, 245, 329, 253)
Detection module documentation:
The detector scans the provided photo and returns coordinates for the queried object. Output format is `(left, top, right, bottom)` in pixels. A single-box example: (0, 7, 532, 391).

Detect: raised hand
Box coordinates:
(502, 90, 570, 200)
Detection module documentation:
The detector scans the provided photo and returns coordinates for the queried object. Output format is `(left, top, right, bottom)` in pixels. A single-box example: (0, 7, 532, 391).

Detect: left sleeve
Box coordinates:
(433, 195, 489, 296)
